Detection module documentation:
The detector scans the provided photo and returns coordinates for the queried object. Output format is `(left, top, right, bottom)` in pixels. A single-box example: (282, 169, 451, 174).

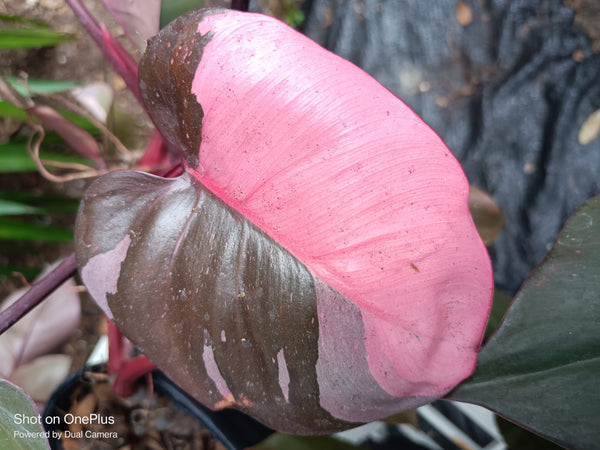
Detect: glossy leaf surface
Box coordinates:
(449, 195, 600, 450)
(76, 9, 493, 433)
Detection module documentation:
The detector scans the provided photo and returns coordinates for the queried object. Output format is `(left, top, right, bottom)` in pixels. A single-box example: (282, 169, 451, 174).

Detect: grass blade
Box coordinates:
(0, 27, 74, 50)
(0, 199, 43, 215)
(0, 218, 73, 242)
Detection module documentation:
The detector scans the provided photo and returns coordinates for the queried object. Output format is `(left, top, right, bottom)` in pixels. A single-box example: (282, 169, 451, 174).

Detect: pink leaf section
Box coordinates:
(185, 11, 493, 399)
(79, 234, 131, 320)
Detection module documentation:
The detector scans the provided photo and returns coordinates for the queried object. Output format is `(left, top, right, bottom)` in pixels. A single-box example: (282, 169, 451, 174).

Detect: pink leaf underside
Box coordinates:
(100, 0, 160, 50)
(0, 271, 80, 378)
(162, 11, 492, 397)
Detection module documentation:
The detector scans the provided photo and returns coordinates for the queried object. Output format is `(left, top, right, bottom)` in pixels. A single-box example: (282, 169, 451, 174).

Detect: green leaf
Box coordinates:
(0, 139, 93, 173)
(449, 194, 600, 450)
(3, 77, 77, 97)
(0, 27, 74, 50)
(0, 199, 42, 216)
(483, 289, 512, 341)
(0, 218, 73, 242)
(160, 0, 204, 29)
(0, 101, 28, 120)
(496, 416, 563, 450)
(0, 380, 49, 449)
(0, 191, 80, 214)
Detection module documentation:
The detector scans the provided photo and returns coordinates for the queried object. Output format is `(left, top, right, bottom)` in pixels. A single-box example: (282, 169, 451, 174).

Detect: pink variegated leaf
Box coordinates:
(75, 8, 493, 434)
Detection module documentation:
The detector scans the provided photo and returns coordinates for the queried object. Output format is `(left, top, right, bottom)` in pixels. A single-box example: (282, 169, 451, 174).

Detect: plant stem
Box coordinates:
(0, 253, 77, 336)
(64, 0, 143, 106)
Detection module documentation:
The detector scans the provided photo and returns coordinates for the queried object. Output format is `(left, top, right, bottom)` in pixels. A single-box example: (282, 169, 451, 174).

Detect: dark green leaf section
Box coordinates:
(75, 171, 354, 434)
(449, 195, 600, 450)
(0, 264, 42, 279)
(496, 416, 564, 450)
(483, 289, 512, 341)
(0, 217, 73, 242)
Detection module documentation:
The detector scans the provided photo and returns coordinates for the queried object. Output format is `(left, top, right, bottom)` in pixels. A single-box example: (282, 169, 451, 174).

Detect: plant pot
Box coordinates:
(42, 364, 273, 450)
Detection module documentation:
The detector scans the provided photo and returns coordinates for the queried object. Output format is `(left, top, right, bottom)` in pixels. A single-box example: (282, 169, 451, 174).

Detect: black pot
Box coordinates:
(42, 365, 273, 450)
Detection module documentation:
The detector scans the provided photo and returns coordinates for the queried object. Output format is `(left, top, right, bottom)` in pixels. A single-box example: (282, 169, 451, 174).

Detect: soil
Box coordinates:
(48, 366, 225, 450)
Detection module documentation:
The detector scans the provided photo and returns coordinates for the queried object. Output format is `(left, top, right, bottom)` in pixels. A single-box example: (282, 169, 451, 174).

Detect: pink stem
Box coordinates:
(65, 0, 143, 106)
(112, 355, 157, 397)
(107, 320, 126, 374)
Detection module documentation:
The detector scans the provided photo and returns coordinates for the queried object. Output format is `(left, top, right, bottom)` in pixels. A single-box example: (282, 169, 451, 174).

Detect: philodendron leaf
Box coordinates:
(449, 195, 600, 450)
(0, 380, 49, 449)
(75, 8, 493, 434)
